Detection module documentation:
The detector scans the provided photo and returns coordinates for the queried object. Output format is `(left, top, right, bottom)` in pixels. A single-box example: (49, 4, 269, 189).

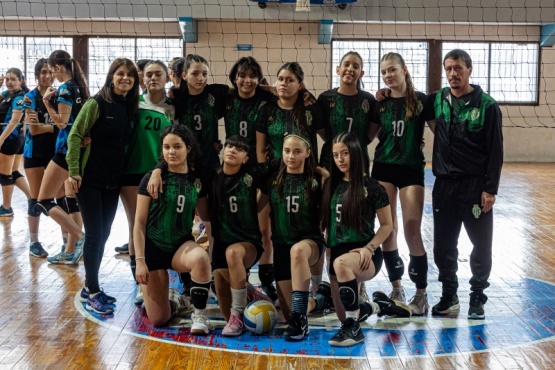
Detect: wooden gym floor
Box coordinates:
(1, 163, 555, 369)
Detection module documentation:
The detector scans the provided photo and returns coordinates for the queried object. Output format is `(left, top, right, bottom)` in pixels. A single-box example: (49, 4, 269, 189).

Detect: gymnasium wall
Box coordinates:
(0, 0, 554, 162)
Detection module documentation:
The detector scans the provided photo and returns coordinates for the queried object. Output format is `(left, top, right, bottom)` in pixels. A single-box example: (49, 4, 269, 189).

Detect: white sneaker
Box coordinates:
(191, 313, 210, 335)
(408, 291, 429, 316)
(134, 286, 144, 305)
(389, 286, 406, 303)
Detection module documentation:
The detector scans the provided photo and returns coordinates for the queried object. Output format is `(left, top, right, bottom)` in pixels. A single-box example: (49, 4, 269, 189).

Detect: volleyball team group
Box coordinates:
(0, 46, 503, 347)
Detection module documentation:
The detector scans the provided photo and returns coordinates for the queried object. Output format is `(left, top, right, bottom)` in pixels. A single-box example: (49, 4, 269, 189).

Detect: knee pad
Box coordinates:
(64, 196, 80, 213)
(383, 250, 405, 282)
(0, 173, 14, 186)
(338, 279, 359, 311)
(11, 171, 24, 181)
(56, 197, 69, 214)
(35, 199, 57, 216)
(28, 199, 41, 217)
(408, 254, 429, 289)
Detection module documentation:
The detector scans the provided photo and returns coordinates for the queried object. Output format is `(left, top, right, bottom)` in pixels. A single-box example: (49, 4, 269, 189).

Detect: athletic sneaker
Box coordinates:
(261, 284, 279, 303)
(283, 312, 309, 341)
(0, 205, 13, 217)
(29, 242, 49, 258)
(86, 293, 115, 314)
(195, 221, 207, 243)
(222, 311, 245, 337)
(372, 291, 412, 317)
(468, 293, 487, 320)
(247, 285, 272, 303)
(71, 241, 84, 264)
(190, 313, 210, 335)
(431, 294, 460, 315)
(408, 291, 429, 316)
(389, 286, 406, 303)
(134, 285, 144, 305)
(115, 243, 129, 254)
(79, 288, 117, 304)
(47, 251, 75, 265)
(359, 281, 370, 303)
(328, 318, 364, 347)
(313, 281, 333, 312)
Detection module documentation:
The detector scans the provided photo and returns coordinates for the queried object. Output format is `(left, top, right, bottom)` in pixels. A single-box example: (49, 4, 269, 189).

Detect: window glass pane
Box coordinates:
(89, 38, 135, 94)
(490, 43, 538, 103)
(25, 37, 73, 91)
(380, 41, 428, 93)
(332, 40, 380, 93)
(136, 38, 182, 90)
(0, 37, 24, 93)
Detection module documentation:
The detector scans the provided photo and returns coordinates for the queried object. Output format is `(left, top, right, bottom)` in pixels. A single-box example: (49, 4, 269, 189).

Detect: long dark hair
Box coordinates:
(98, 58, 140, 118)
(277, 62, 310, 133)
(321, 132, 367, 232)
(48, 50, 90, 99)
(381, 52, 420, 121)
(339, 51, 364, 90)
(159, 124, 200, 173)
(5, 68, 30, 93)
(209, 135, 250, 216)
(229, 56, 264, 90)
(274, 132, 316, 198)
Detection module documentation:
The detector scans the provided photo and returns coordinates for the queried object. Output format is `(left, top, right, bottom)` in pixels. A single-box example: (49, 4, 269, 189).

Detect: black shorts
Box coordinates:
(145, 236, 194, 272)
(371, 162, 424, 189)
(24, 156, 51, 169)
(211, 239, 264, 271)
(51, 153, 68, 171)
(0, 136, 24, 155)
(273, 239, 327, 282)
(121, 173, 146, 187)
(328, 242, 383, 277)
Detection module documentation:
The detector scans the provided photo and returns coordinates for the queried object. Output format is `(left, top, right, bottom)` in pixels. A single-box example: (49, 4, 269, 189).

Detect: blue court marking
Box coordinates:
(76, 275, 555, 359)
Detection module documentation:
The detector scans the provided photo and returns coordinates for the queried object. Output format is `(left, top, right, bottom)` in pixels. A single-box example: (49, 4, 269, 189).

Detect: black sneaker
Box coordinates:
(313, 282, 334, 312)
(468, 293, 487, 319)
(115, 243, 129, 254)
(283, 312, 309, 341)
(328, 318, 364, 347)
(261, 283, 279, 303)
(431, 294, 460, 315)
(372, 291, 412, 317)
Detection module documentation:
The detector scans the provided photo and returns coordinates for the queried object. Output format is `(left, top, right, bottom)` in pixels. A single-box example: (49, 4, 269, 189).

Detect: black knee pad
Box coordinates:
(0, 173, 14, 186)
(408, 254, 429, 289)
(383, 250, 405, 282)
(11, 171, 24, 181)
(338, 279, 359, 311)
(35, 199, 58, 216)
(190, 282, 210, 310)
(28, 199, 41, 217)
(64, 196, 80, 213)
(56, 197, 69, 213)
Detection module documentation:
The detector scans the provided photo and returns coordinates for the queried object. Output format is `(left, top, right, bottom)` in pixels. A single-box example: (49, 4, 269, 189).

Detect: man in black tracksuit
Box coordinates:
(428, 49, 503, 319)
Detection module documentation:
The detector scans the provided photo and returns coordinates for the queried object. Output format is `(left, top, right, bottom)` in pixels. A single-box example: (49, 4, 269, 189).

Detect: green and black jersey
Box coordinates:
(256, 102, 322, 162)
(316, 88, 377, 171)
(125, 94, 176, 175)
(262, 169, 323, 246)
(430, 85, 503, 194)
(224, 89, 275, 164)
(209, 168, 263, 245)
(138, 171, 206, 253)
(176, 84, 229, 171)
(373, 92, 432, 172)
(327, 177, 389, 248)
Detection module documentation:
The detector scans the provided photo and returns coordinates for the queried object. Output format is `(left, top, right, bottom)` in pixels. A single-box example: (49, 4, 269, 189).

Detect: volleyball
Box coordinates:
(243, 300, 277, 335)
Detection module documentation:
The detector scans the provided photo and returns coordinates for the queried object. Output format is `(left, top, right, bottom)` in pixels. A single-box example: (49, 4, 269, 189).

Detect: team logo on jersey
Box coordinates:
(305, 111, 313, 126)
(416, 101, 423, 115)
(362, 99, 370, 113)
(207, 94, 215, 107)
(16, 100, 24, 107)
(243, 174, 253, 187)
(472, 204, 481, 219)
(259, 101, 267, 109)
(194, 178, 202, 193)
(59, 88, 69, 96)
(364, 187, 368, 198)
(311, 178, 319, 190)
(470, 108, 480, 121)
